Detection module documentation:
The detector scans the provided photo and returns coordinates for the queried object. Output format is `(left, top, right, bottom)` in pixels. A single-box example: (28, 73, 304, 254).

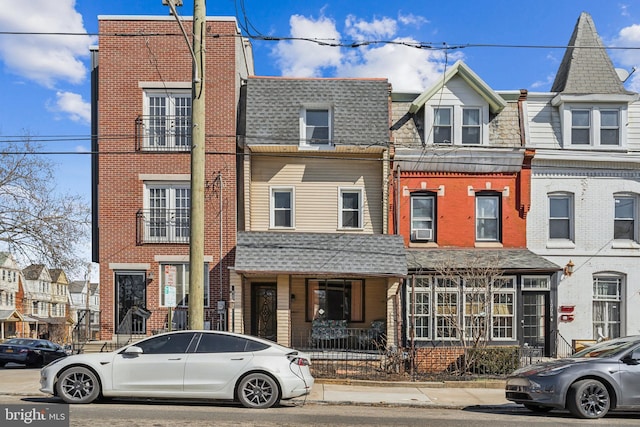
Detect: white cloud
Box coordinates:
(0, 0, 95, 88)
(397, 12, 429, 28)
(273, 13, 454, 92)
(345, 15, 396, 40)
(611, 23, 640, 91)
(272, 14, 342, 77)
(49, 91, 91, 124)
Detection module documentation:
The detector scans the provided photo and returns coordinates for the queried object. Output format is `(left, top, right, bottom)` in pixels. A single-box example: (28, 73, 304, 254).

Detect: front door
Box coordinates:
(115, 271, 147, 335)
(522, 292, 550, 356)
(251, 284, 277, 341)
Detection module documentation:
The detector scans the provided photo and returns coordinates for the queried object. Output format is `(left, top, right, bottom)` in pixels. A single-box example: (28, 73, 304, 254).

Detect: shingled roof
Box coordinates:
(235, 231, 407, 277)
(552, 12, 633, 95)
(406, 248, 561, 273)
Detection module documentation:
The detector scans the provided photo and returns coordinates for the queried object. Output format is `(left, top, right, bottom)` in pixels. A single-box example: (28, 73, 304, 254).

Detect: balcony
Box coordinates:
(135, 115, 191, 152)
(136, 209, 190, 245)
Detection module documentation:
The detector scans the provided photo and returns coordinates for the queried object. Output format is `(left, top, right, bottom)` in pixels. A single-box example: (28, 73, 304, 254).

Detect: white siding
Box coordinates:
(525, 96, 562, 149)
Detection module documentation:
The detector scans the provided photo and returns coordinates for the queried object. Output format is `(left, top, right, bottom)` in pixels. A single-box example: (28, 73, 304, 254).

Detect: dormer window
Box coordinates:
(567, 106, 622, 147)
(428, 105, 485, 145)
(300, 107, 332, 147)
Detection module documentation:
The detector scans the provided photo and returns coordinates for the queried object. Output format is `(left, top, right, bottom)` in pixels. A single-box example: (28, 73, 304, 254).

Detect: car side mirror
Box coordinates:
(622, 350, 640, 365)
(123, 346, 143, 356)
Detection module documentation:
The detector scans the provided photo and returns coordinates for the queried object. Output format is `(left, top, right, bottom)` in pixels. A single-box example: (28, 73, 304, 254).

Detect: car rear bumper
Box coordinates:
(279, 369, 315, 400)
(0, 353, 29, 364)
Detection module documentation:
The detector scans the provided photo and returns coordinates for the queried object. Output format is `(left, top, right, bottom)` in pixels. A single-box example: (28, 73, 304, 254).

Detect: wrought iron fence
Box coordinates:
(136, 209, 190, 245)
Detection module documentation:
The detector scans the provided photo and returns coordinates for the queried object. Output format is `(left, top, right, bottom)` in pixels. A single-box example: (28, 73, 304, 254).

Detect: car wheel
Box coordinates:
(0, 362, 6, 368)
(567, 379, 610, 419)
(523, 403, 553, 413)
(237, 373, 280, 409)
(56, 366, 101, 404)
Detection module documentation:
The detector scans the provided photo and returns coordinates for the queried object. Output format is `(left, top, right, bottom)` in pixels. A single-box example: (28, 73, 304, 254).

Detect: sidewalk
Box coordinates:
(0, 367, 515, 409)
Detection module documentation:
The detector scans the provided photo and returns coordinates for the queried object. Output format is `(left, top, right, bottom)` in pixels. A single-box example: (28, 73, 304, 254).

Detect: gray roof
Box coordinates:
(22, 264, 45, 280)
(406, 249, 561, 273)
(235, 231, 407, 277)
(551, 12, 632, 95)
(244, 77, 390, 147)
(393, 147, 525, 173)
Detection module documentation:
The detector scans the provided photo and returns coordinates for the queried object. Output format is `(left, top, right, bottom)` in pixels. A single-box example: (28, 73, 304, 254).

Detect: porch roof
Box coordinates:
(0, 309, 23, 322)
(406, 248, 562, 273)
(235, 231, 407, 277)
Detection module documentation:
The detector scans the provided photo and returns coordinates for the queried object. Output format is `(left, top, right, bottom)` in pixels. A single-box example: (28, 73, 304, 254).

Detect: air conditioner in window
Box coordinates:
(413, 229, 433, 241)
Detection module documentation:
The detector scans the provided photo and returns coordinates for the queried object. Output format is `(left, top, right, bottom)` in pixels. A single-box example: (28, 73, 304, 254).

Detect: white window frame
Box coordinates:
(143, 182, 191, 243)
(142, 89, 192, 150)
(270, 187, 295, 229)
(159, 263, 210, 309)
(406, 277, 432, 341)
(491, 277, 516, 340)
(434, 277, 459, 340)
(433, 107, 453, 144)
(563, 105, 625, 148)
(614, 194, 637, 241)
(548, 193, 574, 241)
(475, 194, 501, 242)
(522, 276, 551, 291)
(593, 275, 624, 339)
(410, 194, 435, 241)
(300, 106, 332, 147)
(338, 187, 363, 230)
(426, 105, 488, 145)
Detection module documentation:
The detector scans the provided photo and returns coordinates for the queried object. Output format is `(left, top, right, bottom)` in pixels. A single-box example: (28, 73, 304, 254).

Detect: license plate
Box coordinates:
(5, 349, 13, 353)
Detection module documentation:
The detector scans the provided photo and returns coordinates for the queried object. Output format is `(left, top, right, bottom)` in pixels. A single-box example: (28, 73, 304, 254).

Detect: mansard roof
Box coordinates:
(551, 12, 633, 95)
(408, 60, 507, 114)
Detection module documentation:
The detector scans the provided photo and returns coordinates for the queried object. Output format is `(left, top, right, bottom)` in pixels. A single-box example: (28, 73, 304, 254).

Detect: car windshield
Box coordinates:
(572, 337, 640, 359)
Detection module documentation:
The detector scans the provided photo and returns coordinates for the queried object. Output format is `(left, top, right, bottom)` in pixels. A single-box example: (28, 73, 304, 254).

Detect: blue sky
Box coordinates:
(1, 0, 640, 268)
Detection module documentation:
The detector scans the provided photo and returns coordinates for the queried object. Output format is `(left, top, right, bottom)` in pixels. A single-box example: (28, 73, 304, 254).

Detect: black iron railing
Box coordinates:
(136, 209, 190, 245)
(135, 115, 191, 151)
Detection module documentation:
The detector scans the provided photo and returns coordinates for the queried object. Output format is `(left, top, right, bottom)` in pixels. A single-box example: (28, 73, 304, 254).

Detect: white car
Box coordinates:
(40, 330, 314, 408)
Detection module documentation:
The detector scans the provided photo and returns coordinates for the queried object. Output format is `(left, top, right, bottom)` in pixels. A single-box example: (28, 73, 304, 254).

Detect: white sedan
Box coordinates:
(40, 330, 314, 408)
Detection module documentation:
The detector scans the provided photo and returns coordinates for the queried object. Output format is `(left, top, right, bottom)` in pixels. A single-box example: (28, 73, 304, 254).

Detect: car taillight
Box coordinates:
(290, 357, 310, 366)
(19, 349, 29, 354)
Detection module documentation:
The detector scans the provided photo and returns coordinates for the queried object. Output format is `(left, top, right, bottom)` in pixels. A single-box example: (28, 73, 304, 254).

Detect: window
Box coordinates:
(339, 188, 362, 229)
(522, 276, 550, 290)
(144, 184, 190, 243)
(491, 277, 515, 340)
(433, 107, 452, 143)
(301, 108, 331, 145)
(568, 107, 622, 147)
(462, 108, 481, 144)
(134, 332, 196, 354)
(411, 194, 435, 241)
(614, 196, 636, 240)
(143, 91, 192, 150)
(549, 194, 573, 240)
(476, 194, 500, 242)
(160, 263, 210, 308)
(571, 109, 590, 145)
(593, 276, 623, 340)
(601, 110, 620, 145)
(270, 187, 294, 228)
(407, 277, 431, 340)
(435, 277, 459, 340)
(307, 279, 363, 322)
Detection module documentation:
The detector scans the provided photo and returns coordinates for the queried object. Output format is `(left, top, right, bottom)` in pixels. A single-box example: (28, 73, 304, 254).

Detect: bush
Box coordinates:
(467, 346, 520, 375)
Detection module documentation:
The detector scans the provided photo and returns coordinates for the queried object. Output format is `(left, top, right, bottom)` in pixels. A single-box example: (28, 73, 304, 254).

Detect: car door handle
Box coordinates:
(230, 358, 244, 361)
(168, 358, 182, 361)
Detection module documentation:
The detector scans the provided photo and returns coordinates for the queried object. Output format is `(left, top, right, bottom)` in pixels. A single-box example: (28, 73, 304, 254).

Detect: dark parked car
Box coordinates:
(0, 338, 68, 368)
(506, 335, 640, 419)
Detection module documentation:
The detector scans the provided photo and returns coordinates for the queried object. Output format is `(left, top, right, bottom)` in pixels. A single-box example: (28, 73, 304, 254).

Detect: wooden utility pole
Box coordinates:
(189, 0, 206, 329)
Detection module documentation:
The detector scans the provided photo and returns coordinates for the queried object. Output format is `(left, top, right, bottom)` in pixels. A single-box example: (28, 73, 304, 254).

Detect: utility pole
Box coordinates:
(189, 0, 206, 330)
(163, 0, 205, 330)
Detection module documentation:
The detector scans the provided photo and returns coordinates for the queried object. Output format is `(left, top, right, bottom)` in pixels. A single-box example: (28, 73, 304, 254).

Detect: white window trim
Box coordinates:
(592, 274, 625, 339)
(561, 104, 627, 148)
(143, 182, 191, 243)
(490, 276, 516, 341)
(522, 276, 551, 291)
(338, 187, 364, 230)
(475, 194, 501, 242)
(142, 89, 192, 150)
(410, 194, 435, 241)
(548, 192, 574, 243)
(406, 277, 432, 341)
(613, 193, 639, 244)
(299, 105, 333, 149)
(158, 263, 210, 308)
(425, 104, 489, 145)
(270, 186, 295, 229)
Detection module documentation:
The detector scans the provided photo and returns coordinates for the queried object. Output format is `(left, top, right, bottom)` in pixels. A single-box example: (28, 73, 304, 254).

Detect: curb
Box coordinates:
(315, 378, 506, 389)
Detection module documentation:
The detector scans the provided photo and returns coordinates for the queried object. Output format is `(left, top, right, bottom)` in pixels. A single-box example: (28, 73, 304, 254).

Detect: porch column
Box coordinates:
(386, 278, 400, 348)
(228, 270, 244, 334)
(276, 274, 291, 346)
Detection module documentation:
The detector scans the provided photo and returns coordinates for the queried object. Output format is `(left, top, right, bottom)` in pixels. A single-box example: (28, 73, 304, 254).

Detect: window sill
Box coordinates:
(269, 227, 295, 231)
(546, 240, 576, 249)
(611, 240, 640, 249)
(337, 228, 365, 232)
(409, 241, 438, 248)
(474, 242, 503, 248)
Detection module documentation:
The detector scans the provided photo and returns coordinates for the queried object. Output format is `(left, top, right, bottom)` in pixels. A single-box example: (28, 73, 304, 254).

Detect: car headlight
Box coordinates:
(537, 365, 571, 377)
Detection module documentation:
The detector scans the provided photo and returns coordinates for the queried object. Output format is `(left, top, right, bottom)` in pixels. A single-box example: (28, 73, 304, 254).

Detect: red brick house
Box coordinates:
(390, 61, 561, 359)
(92, 16, 253, 340)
